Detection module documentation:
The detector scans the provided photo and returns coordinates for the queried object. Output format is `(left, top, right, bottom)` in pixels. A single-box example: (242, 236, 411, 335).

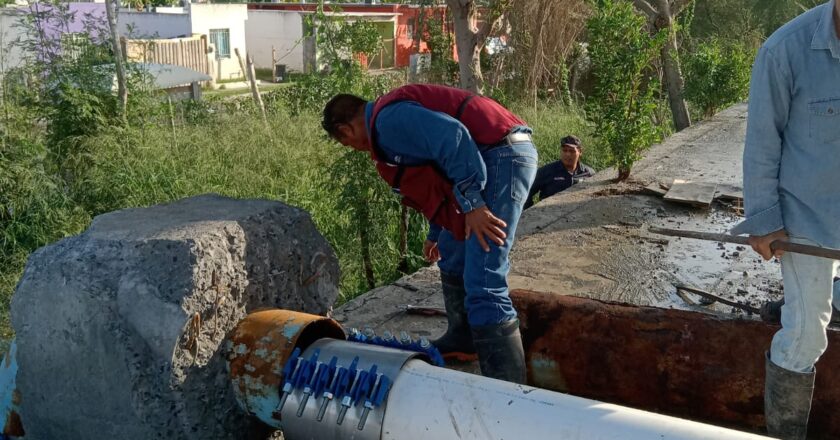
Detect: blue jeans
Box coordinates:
(437, 142, 538, 326)
(770, 236, 840, 373)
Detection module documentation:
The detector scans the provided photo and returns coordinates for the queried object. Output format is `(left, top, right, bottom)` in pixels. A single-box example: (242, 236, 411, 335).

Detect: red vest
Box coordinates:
(369, 84, 525, 241)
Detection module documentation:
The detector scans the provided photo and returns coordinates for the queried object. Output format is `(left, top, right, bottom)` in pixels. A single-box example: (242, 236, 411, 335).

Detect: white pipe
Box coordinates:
(382, 360, 771, 440)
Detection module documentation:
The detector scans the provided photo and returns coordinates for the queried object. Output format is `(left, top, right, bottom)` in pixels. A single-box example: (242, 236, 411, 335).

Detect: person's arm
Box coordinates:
(423, 203, 443, 264)
(375, 102, 487, 213)
(730, 46, 791, 259)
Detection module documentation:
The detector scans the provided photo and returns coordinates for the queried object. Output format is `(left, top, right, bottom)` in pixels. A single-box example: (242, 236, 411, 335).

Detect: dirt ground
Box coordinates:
(334, 103, 781, 367)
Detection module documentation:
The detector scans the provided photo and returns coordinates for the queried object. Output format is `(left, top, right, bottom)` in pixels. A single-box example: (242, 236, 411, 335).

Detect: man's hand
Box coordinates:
(465, 206, 508, 252)
(747, 229, 789, 260)
(423, 240, 440, 263)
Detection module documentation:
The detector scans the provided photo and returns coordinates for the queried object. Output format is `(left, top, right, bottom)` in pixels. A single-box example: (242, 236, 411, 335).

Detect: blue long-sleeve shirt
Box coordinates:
(731, 1, 840, 249)
(365, 101, 488, 214)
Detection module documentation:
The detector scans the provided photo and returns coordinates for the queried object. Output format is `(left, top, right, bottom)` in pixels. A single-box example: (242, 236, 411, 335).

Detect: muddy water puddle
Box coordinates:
(650, 209, 782, 316)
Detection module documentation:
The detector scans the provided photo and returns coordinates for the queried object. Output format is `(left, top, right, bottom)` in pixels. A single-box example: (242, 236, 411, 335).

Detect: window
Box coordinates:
(209, 29, 230, 59)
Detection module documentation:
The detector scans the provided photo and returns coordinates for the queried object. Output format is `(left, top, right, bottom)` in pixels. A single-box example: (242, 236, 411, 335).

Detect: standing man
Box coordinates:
(524, 135, 594, 209)
(322, 84, 537, 383)
(731, 2, 840, 438)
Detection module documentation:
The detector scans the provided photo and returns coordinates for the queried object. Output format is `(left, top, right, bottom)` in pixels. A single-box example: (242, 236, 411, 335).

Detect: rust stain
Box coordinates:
(511, 289, 840, 439)
(3, 390, 23, 436)
(228, 309, 345, 413)
(3, 409, 23, 436)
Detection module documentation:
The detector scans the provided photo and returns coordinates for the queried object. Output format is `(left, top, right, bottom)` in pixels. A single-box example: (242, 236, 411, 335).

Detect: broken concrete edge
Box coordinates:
(10, 194, 339, 439)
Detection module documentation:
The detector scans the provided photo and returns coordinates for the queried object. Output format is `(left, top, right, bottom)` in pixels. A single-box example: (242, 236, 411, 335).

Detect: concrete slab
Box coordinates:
(335, 103, 779, 359)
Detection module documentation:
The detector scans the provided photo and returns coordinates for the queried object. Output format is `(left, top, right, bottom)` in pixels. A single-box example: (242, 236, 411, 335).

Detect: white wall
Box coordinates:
(119, 10, 191, 39)
(0, 8, 26, 76)
(245, 10, 305, 72)
(189, 3, 247, 81)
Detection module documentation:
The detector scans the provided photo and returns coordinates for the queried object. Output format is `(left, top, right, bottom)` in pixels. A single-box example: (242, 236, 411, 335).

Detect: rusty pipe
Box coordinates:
(227, 309, 771, 440)
(0, 340, 23, 438)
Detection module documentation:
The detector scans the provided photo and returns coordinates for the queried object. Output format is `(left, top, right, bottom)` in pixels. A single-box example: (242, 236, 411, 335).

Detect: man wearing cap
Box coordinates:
(731, 1, 840, 438)
(524, 135, 594, 209)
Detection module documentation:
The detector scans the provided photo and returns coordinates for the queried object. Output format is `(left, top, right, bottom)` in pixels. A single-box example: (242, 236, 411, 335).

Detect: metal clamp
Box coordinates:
(358, 373, 391, 431)
(273, 347, 303, 419)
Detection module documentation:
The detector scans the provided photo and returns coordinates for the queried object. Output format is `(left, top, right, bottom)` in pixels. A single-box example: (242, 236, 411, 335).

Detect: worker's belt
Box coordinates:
(481, 132, 532, 151)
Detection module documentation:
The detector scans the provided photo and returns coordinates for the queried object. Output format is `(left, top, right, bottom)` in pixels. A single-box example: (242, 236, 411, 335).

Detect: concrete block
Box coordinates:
(11, 194, 338, 439)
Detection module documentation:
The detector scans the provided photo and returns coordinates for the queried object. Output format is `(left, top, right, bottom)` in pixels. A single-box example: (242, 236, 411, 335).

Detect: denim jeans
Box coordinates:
(770, 236, 840, 373)
(436, 142, 538, 327)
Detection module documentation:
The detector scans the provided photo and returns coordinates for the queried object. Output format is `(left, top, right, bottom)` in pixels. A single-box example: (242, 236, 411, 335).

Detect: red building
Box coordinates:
(247, 2, 449, 69)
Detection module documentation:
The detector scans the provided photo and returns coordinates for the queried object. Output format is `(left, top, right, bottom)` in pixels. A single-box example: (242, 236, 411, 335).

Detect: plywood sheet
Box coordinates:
(663, 179, 718, 208)
(714, 183, 744, 202)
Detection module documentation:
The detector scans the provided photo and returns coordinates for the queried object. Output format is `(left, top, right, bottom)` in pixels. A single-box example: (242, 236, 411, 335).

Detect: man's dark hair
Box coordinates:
(560, 135, 582, 149)
(322, 94, 367, 139)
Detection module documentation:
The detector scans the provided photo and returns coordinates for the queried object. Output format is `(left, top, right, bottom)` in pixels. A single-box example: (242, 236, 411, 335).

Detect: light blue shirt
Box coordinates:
(731, 1, 840, 249)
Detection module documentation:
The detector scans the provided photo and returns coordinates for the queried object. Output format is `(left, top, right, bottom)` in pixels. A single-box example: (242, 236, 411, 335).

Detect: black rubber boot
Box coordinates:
(765, 352, 816, 440)
(471, 319, 527, 384)
(759, 299, 785, 323)
(431, 272, 477, 361)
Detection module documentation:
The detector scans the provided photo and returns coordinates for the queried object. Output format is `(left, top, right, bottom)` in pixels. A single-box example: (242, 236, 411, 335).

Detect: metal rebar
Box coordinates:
(648, 227, 840, 260)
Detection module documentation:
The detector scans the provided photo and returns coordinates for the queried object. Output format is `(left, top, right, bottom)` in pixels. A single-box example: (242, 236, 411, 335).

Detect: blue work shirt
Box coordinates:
(524, 161, 594, 209)
(731, 1, 840, 249)
(365, 101, 488, 214)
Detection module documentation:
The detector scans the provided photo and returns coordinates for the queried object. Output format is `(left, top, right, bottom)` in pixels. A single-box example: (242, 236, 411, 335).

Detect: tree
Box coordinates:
(445, 0, 511, 93)
(683, 39, 753, 117)
(587, 0, 666, 181)
(505, 0, 590, 102)
(632, 0, 692, 131)
(104, 0, 128, 119)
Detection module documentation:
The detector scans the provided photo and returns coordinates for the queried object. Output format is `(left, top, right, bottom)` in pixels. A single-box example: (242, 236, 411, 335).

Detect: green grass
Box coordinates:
(512, 102, 607, 169)
(0, 95, 591, 340)
(254, 67, 274, 82)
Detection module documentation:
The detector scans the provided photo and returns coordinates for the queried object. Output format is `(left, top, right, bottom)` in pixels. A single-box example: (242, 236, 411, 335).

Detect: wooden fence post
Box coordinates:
(234, 48, 268, 125)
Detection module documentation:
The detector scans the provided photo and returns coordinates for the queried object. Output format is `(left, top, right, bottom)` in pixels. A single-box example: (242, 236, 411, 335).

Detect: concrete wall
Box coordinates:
(0, 8, 26, 75)
(119, 10, 191, 39)
(0, 3, 106, 75)
(189, 4, 247, 81)
(245, 10, 305, 72)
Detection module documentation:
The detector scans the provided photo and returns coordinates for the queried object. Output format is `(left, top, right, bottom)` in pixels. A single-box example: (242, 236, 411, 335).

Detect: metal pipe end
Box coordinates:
(227, 309, 345, 418)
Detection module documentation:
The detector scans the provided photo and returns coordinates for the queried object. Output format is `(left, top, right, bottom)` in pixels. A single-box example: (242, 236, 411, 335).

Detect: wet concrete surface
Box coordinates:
(334, 103, 778, 372)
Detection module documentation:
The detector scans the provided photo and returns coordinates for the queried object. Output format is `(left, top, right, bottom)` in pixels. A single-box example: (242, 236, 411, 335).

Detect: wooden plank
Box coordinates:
(663, 179, 718, 208)
(643, 182, 669, 197)
(715, 183, 744, 202)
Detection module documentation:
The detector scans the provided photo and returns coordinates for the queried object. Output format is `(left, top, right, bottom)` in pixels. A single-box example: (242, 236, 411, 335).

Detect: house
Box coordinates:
(0, 7, 27, 76)
(120, 3, 248, 82)
(2, 2, 248, 83)
(245, 3, 447, 74)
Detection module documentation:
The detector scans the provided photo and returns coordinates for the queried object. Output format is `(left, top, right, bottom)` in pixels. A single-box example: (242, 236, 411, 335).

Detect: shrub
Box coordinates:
(586, 0, 666, 180)
(683, 39, 754, 118)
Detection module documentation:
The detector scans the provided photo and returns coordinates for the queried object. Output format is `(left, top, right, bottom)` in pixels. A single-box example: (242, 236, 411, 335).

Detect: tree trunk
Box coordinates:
(447, 0, 483, 93)
(397, 205, 410, 274)
(358, 205, 376, 290)
(616, 167, 632, 182)
(105, 0, 127, 120)
(653, 0, 691, 131)
(234, 49, 268, 126)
